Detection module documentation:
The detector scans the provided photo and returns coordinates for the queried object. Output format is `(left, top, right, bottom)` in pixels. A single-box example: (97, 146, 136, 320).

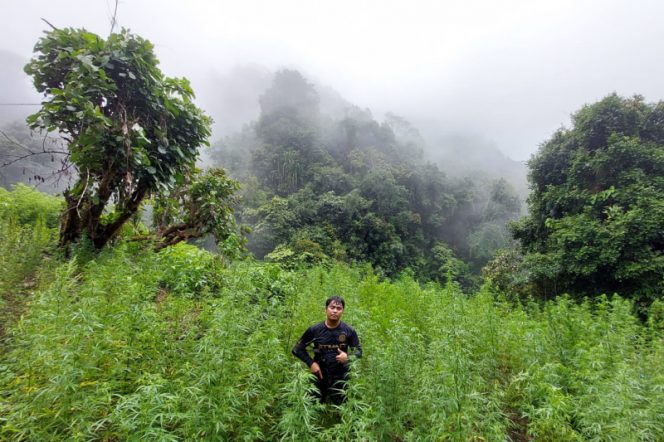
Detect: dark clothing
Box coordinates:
(292, 321, 362, 404)
(314, 374, 347, 405)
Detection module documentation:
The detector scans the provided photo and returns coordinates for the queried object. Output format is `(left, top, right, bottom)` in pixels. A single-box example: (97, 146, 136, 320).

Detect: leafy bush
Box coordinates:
(155, 242, 223, 297)
(0, 183, 62, 227)
(0, 187, 57, 312)
(265, 240, 329, 269)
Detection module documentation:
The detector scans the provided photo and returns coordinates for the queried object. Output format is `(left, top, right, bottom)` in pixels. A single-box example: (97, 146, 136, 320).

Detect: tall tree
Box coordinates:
(24, 27, 211, 250)
(252, 70, 325, 195)
(512, 94, 664, 307)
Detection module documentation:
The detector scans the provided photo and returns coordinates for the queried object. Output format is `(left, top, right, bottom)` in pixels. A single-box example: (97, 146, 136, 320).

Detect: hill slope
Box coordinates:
(1, 197, 662, 440)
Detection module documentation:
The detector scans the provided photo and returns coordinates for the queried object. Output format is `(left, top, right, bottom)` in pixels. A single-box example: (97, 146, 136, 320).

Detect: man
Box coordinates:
(292, 295, 362, 405)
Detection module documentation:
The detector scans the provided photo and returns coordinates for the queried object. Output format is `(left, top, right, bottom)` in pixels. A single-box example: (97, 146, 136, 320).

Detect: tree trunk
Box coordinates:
(58, 178, 149, 252)
(92, 185, 149, 250)
(59, 192, 83, 251)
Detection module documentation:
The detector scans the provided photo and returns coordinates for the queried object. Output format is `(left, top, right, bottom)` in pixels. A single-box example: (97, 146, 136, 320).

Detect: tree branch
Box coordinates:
(155, 229, 198, 251)
(93, 184, 149, 249)
(41, 18, 58, 30)
(158, 222, 191, 239)
(0, 150, 69, 168)
(109, 0, 120, 34)
(0, 129, 37, 154)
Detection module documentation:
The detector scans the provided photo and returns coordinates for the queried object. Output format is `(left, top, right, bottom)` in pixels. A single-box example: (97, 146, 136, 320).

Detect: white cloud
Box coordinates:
(2, 0, 663, 160)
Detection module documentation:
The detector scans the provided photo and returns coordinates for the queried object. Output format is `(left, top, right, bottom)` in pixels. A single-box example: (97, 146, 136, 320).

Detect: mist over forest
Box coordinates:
(1, 3, 663, 439)
(198, 64, 529, 197)
(1, 51, 526, 191)
(0, 0, 662, 296)
(1, 48, 528, 282)
(0, 51, 36, 124)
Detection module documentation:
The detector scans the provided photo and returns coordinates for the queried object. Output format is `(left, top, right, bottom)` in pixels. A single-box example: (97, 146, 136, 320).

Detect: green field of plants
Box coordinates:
(1, 187, 663, 441)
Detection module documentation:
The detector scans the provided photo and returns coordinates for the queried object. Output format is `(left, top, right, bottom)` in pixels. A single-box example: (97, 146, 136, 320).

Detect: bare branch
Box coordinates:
(1, 150, 69, 168)
(1, 129, 68, 157)
(0, 129, 35, 154)
(50, 161, 77, 190)
(41, 18, 58, 30)
(109, 0, 120, 34)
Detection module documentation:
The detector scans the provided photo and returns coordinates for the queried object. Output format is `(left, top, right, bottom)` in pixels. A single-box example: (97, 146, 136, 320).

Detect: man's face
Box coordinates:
(326, 301, 344, 322)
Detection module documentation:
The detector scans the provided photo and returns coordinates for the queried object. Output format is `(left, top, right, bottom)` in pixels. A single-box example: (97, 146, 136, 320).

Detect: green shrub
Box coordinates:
(0, 185, 59, 303)
(0, 184, 62, 228)
(155, 243, 223, 297)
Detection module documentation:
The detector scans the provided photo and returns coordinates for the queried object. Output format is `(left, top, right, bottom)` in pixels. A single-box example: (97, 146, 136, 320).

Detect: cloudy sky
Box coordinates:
(2, 0, 663, 160)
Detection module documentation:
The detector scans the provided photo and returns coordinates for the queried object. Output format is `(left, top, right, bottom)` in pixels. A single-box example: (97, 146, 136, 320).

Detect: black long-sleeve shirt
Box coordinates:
(292, 321, 362, 374)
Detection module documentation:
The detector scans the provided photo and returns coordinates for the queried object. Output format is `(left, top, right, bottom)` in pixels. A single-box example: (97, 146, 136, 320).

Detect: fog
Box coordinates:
(2, 0, 664, 163)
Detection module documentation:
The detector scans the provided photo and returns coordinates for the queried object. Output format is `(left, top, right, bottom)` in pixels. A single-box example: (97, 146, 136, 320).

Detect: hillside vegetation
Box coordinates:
(209, 69, 522, 284)
(1, 187, 663, 441)
(1, 27, 664, 441)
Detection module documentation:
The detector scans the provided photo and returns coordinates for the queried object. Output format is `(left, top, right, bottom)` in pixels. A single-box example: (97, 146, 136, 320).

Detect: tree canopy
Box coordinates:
(211, 69, 521, 284)
(24, 27, 211, 250)
(511, 94, 664, 307)
(152, 167, 241, 252)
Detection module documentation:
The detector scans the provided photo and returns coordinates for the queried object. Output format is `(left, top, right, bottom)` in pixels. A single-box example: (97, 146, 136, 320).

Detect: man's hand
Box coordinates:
(310, 362, 323, 379)
(336, 348, 349, 364)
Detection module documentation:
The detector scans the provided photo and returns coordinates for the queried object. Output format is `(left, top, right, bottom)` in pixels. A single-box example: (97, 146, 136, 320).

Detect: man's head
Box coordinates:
(325, 295, 345, 309)
(325, 295, 345, 324)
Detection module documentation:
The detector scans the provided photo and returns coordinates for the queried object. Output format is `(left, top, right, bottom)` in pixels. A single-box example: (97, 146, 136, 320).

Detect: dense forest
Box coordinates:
(1, 26, 663, 441)
(208, 68, 522, 286)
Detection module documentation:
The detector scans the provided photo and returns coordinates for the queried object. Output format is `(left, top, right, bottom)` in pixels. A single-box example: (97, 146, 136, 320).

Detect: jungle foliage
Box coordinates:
(505, 94, 664, 308)
(24, 27, 212, 250)
(1, 200, 663, 441)
(210, 70, 521, 285)
(151, 167, 242, 252)
(2, 18, 664, 442)
(0, 185, 59, 319)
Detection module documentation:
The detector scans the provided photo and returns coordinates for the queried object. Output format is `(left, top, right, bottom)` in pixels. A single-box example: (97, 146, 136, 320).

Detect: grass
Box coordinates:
(0, 187, 663, 440)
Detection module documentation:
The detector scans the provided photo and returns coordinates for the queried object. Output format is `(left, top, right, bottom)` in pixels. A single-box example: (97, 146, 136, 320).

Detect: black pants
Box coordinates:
(314, 366, 348, 405)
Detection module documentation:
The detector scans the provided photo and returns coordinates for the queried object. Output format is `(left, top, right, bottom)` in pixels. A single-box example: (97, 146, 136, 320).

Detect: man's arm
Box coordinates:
(292, 327, 315, 367)
(292, 326, 324, 379)
(349, 329, 362, 360)
(336, 328, 362, 364)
